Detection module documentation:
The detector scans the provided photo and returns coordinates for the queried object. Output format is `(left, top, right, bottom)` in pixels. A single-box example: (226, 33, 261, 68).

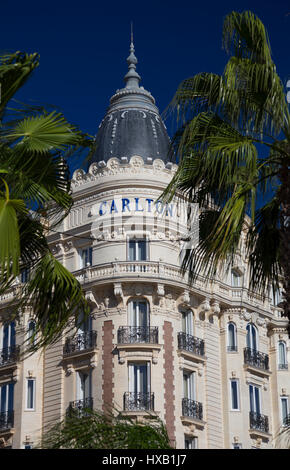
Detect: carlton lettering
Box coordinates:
(97, 197, 173, 217)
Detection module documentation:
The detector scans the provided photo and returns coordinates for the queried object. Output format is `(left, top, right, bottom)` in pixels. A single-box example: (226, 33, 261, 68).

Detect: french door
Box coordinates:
(246, 324, 258, 351)
(249, 384, 261, 414)
(182, 310, 193, 336)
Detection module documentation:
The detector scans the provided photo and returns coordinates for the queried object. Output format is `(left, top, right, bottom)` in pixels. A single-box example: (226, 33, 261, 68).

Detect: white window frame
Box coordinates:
(78, 247, 93, 269)
(249, 383, 261, 414)
(0, 322, 16, 350)
(278, 341, 288, 368)
(227, 322, 237, 351)
(25, 378, 36, 411)
(232, 443, 242, 449)
(127, 235, 149, 262)
(246, 323, 258, 351)
(181, 309, 194, 336)
(184, 436, 197, 449)
(280, 396, 289, 425)
(128, 362, 151, 395)
(0, 382, 14, 413)
(183, 370, 196, 401)
(76, 370, 92, 401)
(230, 379, 240, 411)
(231, 269, 242, 287)
(128, 299, 149, 328)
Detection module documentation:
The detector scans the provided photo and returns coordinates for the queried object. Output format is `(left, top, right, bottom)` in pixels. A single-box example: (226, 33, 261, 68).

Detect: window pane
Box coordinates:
(255, 387, 260, 414)
(138, 240, 146, 261)
(281, 398, 288, 421)
(228, 324, 235, 348)
(231, 381, 238, 409)
(279, 342, 286, 364)
(129, 241, 136, 261)
(27, 380, 34, 409)
(1, 385, 7, 413)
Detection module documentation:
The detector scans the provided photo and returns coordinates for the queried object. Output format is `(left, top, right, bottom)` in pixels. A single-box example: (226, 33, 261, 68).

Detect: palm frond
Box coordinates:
(20, 251, 90, 351)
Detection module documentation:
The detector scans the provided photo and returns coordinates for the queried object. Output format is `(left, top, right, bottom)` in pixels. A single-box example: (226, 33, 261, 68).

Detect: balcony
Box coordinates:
(0, 346, 20, 369)
(182, 398, 203, 421)
(278, 363, 288, 370)
(249, 412, 269, 434)
(0, 411, 14, 431)
(244, 348, 270, 375)
(178, 332, 205, 356)
(67, 398, 93, 417)
(123, 392, 154, 412)
(63, 331, 97, 356)
(227, 345, 238, 352)
(118, 326, 158, 345)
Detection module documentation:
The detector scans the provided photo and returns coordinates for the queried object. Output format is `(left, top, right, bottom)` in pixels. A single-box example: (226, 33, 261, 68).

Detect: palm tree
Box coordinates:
(0, 51, 92, 351)
(163, 11, 290, 323)
(39, 408, 172, 449)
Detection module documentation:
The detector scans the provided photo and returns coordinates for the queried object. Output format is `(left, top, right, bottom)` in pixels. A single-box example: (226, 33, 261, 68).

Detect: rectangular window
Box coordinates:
(230, 380, 239, 410)
(281, 397, 289, 425)
(249, 384, 261, 414)
(26, 379, 35, 410)
(184, 436, 197, 449)
(233, 443, 242, 449)
(0, 383, 14, 413)
(128, 239, 147, 261)
(183, 371, 195, 400)
(231, 270, 241, 287)
(79, 247, 92, 269)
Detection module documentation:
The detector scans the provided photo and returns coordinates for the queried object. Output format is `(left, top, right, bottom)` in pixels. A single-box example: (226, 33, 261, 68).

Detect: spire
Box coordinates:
(124, 23, 141, 89)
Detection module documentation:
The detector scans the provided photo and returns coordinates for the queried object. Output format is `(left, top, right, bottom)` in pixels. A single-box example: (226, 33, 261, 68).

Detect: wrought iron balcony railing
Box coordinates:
(227, 345, 238, 352)
(182, 398, 203, 421)
(63, 331, 97, 355)
(278, 363, 288, 370)
(249, 412, 269, 433)
(67, 398, 93, 417)
(0, 345, 20, 368)
(0, 410, 14, 430)
(123, 392, 154, 411)
(177, 332, 205, 357)
(117, 326, 158, 345)
(244, 348, 269, 371)
(283, 414, 290, 426)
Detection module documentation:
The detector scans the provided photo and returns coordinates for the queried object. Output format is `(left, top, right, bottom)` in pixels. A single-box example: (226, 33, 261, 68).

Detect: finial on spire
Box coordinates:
(124, 22, 141, 89)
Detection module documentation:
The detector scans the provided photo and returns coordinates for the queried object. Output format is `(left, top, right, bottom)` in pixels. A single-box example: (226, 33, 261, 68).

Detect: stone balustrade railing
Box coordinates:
(0, 261, 282, 318)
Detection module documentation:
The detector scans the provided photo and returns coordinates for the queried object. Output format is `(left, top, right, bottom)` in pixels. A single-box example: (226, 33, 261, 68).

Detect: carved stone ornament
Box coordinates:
(182, 290, 190, 306)
(201, 298, 210, 312)
(156, 284, 165, 297)
(212, 301, 220, 315)
(85, 291, 98, 309)
(114, 283, 123, 299)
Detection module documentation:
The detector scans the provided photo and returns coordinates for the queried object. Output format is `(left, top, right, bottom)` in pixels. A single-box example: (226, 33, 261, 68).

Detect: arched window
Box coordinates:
(278, 341, 288, 370)
(246, 323, 258, 351)
(227, 323, 237, 352)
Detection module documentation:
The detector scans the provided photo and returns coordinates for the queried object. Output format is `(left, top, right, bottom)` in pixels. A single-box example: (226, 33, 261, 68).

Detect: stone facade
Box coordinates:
(0, 158, 289, 449)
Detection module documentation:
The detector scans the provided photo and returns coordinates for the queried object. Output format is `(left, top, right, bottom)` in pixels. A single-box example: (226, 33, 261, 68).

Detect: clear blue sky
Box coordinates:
(2, 0, 290, 172)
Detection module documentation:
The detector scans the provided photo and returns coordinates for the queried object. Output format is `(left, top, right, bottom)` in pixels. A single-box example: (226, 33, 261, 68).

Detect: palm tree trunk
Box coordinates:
(278, 161, 290, 330)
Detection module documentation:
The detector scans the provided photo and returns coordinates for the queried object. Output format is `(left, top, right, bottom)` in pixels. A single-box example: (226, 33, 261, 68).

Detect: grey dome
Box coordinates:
(92, 40, 170, 164)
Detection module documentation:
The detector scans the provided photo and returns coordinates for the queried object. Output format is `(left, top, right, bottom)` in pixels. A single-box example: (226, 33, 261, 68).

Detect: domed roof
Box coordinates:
(92, 39, 170, 164)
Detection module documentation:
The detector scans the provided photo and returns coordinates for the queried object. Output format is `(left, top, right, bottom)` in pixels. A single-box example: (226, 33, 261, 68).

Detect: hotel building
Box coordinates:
(0, 40, 289, 450)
